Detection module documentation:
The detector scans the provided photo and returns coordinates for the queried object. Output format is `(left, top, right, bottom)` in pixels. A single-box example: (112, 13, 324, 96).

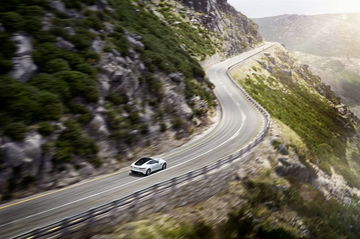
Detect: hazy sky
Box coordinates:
(228, 0, 360, 18)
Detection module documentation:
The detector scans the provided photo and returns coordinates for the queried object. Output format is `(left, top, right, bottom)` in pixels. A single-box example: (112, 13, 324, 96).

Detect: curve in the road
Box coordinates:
(0, 43, 275, 239)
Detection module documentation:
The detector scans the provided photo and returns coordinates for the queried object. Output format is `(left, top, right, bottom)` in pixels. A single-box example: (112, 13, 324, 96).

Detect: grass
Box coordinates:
(232, 51, 360, 188)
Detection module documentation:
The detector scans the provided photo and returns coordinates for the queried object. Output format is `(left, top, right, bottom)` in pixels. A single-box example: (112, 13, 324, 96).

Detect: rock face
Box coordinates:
(177, 0, 262, 56)
(0, 132, 43, 195)
(9, 34, 37, 82)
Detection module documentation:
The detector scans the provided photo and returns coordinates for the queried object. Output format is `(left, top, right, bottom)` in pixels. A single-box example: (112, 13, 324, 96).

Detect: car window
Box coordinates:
(135, 158, 152, 165)
(148, 160, 158, 164)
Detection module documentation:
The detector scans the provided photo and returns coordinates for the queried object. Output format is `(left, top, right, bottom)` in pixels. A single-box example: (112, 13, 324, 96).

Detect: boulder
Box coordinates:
(56, 37, 75, 51)
(10, 34, 37, 82)
(277, 144, 289, 155)
(126, 34, 144, 49)
(275, 156, 313, 182)
(169, 72, 184, 83)
(50, 0, 66, 13)
(22, 133, 43, 177)
(91, 37, 104, 53)
(0, 143, 26, 168)
(89, 114, 110, 137)
(78, 162, 95, 177)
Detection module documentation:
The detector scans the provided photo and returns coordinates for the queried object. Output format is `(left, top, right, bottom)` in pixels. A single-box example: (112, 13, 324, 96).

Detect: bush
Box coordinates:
(172, 117, 185, 130)
(106, 93, 128, 105)
(32, 42, 63, 64)
(19, 6, 44, 33)
(4, 122, 27, 141)
(54, 120, 98, 164)
(0, 12, 24, 31)
(0, 32, 17, 58)
(42, 58, 70, 73)
(0, 76, 63, 124)
(73, 63, 97, 76)
(0, 56, 13, 74)
(36, 92, 64, 120)
(29, 73, 70, 101)
(38, 122, 55, 136)
(54, 71, 99, 103)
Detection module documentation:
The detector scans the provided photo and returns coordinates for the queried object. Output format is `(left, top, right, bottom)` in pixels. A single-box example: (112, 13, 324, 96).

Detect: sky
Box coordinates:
(228, 0, 360, 18)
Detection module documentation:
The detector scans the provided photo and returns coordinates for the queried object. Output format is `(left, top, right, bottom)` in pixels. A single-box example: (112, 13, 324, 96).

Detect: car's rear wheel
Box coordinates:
(162, 163, 167, 170)
(145, 169, 151, 176)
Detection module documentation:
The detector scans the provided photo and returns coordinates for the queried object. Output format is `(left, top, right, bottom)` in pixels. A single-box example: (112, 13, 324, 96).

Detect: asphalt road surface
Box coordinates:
(0, 42, 275, 238)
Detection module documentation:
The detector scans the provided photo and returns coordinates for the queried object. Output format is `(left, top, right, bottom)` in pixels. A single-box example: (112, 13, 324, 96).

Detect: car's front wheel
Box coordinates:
(145, 169, 151, 176)
(162, 163, 167, 170)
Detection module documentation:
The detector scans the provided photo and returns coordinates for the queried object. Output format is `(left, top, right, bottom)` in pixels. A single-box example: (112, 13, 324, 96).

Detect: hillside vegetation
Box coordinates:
(292, 51, 360, 117)
(254, 14, 360, 118)
(0, 0, 261, 199)
(232, 45, 360, 188)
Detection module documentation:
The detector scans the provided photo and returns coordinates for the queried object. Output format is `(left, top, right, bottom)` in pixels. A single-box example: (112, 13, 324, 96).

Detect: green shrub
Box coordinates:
(83, 51, 100, 64)
(0, 32, 17, 59)
(54, 71, 99, 103)
(73, 63, 97, 76)
(0, 12, 24, 31)
(38, 122, 55, 136)
(69, 33, 93, 50)
(106, 93, 129, 105)
(33, 42, 63, 64)
(53, 145, 73, 164)
(29, 73, 70, 100)
(0, 56, 13, 74)
(42, 58, 70, 73)
(36, 92, 64, 120)
(172, 117, 185, 130)
(54, 120, 98, 164)
(4, 122, 27, 141)
(19, 5, 44, 33)
(0, 76, 63, 124)
(160, 122, 167, 132)
(77, 112, 94, 125)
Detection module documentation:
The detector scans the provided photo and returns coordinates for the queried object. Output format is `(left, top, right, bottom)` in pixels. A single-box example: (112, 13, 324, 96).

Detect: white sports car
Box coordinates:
(130, 157, 167, 176)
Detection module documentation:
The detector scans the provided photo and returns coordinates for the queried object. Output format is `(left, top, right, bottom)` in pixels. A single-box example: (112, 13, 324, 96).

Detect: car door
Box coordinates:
(147, 160, 159, 171)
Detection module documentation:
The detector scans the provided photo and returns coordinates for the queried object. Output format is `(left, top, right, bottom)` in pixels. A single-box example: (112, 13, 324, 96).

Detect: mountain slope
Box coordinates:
(0, 0, 261, 200)
(292, 52, 360, 117)
(254, 13, 360, 118)
(254, 13, 360, 57)
(96, 44, 360, 239)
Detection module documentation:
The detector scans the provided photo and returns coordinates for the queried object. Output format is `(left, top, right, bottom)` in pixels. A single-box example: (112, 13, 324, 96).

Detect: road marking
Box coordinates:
(0, 168, 130, 211)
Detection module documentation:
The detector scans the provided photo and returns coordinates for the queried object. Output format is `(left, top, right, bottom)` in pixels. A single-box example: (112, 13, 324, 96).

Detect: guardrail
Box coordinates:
(14, 46, 272, 239)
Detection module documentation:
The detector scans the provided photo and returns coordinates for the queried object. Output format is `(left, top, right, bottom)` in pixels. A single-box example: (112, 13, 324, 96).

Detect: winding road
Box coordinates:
(0, 43, 274, 239)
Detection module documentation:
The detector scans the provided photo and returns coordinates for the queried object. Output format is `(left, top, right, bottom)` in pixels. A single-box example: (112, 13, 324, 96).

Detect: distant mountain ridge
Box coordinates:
(254, 13, 360, 57)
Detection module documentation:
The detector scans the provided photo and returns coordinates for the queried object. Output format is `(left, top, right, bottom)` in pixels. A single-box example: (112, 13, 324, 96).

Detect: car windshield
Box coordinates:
(135, 158, 152, 166)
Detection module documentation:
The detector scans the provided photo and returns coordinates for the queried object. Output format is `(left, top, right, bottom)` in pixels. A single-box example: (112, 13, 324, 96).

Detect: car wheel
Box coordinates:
(162, 163, 167, 170)
(145, 169, 151, 176)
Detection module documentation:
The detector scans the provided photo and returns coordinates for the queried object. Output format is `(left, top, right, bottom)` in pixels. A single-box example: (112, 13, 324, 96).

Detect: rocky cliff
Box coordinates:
(0, 0, 262, 200)
(177, 0, 262, 56)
